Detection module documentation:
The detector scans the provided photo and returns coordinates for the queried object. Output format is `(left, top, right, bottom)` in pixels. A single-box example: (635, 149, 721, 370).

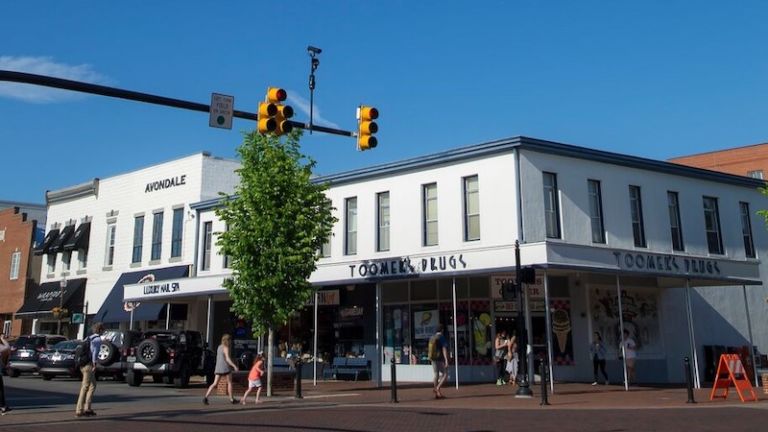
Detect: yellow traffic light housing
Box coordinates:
(357, 105, 379, 150)
(258, 87, 294, 135)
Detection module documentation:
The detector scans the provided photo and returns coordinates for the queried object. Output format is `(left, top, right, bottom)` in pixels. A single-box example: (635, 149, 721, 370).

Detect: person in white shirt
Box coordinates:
(0, 333, 11, 415)
(621, 329, 637, 385)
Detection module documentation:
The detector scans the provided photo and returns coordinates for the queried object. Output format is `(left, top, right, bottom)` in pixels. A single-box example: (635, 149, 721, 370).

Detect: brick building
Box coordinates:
(669, 142, 768, 179)
(0, 205, 44, 336)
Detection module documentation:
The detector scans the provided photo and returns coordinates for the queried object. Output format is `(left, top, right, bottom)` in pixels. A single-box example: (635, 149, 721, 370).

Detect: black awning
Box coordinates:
(94, 265, 190, 324)
(48, 224, 75, 254)
(63, 222, 90, 251)
(33, 228, 60, 256)
(15, 278, 86, 316)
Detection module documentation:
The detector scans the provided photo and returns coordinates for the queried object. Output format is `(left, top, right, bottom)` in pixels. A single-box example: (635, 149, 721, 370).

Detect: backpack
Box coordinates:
(75, 336, 93, 368)
(427, 334, 441, 361)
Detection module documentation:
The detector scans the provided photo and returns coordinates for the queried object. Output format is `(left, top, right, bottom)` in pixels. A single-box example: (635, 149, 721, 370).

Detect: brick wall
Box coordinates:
(0, 207, 37, 337)
(669, 143, 768, 178)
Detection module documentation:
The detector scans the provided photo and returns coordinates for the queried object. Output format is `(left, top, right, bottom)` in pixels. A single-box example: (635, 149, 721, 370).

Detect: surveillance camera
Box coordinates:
(307, 45, 322, 55)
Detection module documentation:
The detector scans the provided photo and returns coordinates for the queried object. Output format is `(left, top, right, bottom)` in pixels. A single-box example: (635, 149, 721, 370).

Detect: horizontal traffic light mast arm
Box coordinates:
(0, 70, 355, 137)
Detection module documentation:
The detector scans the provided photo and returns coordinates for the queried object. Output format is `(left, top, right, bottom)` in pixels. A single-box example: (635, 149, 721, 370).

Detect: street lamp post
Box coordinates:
(57, 277, 67, 335)
(514, 241, 533, 397)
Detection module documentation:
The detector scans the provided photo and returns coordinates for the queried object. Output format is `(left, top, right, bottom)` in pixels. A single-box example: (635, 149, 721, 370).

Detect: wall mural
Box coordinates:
(590, 287, 662, 356)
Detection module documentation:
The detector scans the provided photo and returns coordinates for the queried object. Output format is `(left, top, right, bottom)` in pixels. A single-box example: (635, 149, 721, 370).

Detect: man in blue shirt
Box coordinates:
(76, 322, 104, 418)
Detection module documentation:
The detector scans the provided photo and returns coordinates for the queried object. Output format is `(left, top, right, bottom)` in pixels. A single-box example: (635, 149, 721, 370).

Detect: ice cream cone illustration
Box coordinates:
(551, 309, 571, 353)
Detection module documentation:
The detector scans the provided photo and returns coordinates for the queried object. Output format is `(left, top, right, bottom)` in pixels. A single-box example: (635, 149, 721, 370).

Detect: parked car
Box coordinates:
(38, 340, 81, 380)
(126, 330, 214, 388)
(7, 335, 67, 377)
(95, 330, 143, 381)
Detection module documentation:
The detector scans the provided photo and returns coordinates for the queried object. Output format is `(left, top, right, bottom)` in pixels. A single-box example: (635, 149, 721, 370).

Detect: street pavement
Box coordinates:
(1, 374, 766, 431)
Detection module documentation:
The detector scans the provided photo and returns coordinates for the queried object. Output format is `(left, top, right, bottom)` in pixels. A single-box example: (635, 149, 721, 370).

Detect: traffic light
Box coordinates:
(258, 87, 294, 135)
(357, 105, 379, 150)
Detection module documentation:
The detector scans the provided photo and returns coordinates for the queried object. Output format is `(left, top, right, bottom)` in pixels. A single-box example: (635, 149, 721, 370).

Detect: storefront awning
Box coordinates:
(16, 278, 86, 316)
(48, 224, 75, 254)
(33, 228, 60, 256)
(94, 265, 190, 324)
(63, 222, 90, 251)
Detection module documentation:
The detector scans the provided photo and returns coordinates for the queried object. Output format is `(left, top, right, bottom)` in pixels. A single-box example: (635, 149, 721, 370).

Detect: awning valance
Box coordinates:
(16, 278, 86, 316)
(63, 222, 90, 251)
(33, 228, 60, 256)
(48, 224, 75, 254)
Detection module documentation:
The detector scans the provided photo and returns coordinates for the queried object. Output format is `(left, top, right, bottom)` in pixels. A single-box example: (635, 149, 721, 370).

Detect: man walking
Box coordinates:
(0, 333, 11, 415)
(428, 323, 449, 399)
(76, 322, 104, 418)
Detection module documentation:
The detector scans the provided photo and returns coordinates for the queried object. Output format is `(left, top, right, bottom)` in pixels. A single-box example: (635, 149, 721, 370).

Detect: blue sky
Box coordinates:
(2, 1, 767, 203)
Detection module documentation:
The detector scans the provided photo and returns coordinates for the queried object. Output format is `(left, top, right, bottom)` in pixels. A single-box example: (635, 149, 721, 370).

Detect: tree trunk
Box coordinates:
(267, 326, 274, 397)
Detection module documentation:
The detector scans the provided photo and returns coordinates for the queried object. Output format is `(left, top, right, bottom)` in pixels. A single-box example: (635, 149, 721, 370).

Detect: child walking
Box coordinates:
(241, 352, 264, 404)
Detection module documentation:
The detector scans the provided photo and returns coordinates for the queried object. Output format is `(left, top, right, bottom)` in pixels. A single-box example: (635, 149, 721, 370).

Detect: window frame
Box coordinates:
(105, 222, 116, 266)
(587, 179, 605, 244)
(703, 196, 724, 255)
(171, 208, 184, 258)
(377, 191, 390, 252)
(9, 251, 21, 280)
(543, 172, 561, 239)
(629, 185, 646, 248)
(667, 191, 684, 251)
(151, 211, 164, 261)
(345, 197, 358, 255)
(463, 175, 480, 242)
(132, 215, 144, 264)
(739, 202, 755, 258)
(202, 221, 213, 271)
(423, 183, 439, 246)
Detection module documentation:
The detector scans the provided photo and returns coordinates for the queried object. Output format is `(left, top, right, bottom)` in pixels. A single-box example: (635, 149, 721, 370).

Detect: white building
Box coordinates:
(85, 136, 768, 386)
(22, 152, 240, 338)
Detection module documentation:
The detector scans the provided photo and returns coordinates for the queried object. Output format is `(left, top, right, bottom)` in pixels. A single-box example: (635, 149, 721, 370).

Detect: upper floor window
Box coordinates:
(47, 254, 56, 274)
(543, 173, 561, 239)
(202, 221, 213, 271)
(79, 250, 88, 270)
(9, 251, 21, 280)
(739, 202, 755, 258)
(105, 222, 116, 266)
(668, 191, 684, 251)
(151, 212, 164, 261)
(345, 197, 357, 255)
(588, 180, 605, 244)
(132, 216, 144, 264)
(62, 251, 71, 272)
(463, 176, 480, 241)
(703, 196, 723, 254)
(171, 208, 184, 258)
(747, 170, 764, 179)
(377, 192, 390, 252)
(423, 183, 439, 246)
(629, 185, 646, 247)
(223, 223, 232, 268)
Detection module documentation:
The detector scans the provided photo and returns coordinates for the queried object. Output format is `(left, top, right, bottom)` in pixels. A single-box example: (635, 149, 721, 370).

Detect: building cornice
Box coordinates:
(46, 179, 99, 205)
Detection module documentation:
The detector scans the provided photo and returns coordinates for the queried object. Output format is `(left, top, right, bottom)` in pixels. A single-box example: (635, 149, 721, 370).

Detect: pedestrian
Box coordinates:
(204, 334, 239, 405)
(0, 333, 11, 415)
(428, 323, 449, 399)
(621, 329, 637, 385)
(505, 330, 518, 385)
(75, 322, 104, 418)
(494, 330, 508, 385)
(241, 352, 264, 404)
(590, 331, 609, 385)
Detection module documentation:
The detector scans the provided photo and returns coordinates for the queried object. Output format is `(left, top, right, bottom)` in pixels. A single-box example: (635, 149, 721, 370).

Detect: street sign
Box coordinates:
(209, 93, 234, 129)
(71, 313, 85, 324)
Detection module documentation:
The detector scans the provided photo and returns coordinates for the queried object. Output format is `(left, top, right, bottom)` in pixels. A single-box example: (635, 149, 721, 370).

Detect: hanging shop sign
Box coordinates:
(307, 289, 340, 306)
(349, 254, 468, 279)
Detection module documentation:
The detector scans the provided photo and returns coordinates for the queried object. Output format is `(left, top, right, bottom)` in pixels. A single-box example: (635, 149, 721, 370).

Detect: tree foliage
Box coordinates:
(216, 130, 335, 336)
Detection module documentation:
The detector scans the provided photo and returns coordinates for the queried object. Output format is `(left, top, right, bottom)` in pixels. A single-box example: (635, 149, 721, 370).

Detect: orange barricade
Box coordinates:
(709, 353, 758, 402)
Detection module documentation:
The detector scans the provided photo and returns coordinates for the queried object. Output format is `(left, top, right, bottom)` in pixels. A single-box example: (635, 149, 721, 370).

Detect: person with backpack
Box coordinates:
(428, 324, 449, 399)
(75, 322, 104, 418)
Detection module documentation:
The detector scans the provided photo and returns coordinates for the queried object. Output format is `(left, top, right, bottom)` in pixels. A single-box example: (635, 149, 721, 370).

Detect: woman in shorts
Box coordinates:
(241, 352, 265, 404)
(204, 334, 239, 405)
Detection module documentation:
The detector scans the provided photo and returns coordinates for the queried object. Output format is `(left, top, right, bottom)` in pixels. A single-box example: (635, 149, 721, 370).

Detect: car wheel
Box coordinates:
(42, 374, 54, 381)
(9, 369, 19, 378)
(97, 342, 117, 366)
(137, 339, 161, 366)
(126, 370, 143, 387)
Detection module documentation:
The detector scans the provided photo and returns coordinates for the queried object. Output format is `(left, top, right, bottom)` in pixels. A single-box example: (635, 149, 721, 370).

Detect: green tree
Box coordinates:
(216, 129, 335, 396)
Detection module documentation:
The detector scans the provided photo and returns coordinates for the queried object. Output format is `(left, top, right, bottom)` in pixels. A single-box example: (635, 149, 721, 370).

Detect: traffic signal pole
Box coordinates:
(0, 70, 356, 138)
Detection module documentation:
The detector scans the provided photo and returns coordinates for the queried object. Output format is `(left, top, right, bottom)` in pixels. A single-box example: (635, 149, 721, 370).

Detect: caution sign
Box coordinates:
(709, 354, 758, 402)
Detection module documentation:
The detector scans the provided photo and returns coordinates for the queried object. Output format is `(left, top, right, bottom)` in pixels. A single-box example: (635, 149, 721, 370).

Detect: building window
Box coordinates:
(345, 197, 357, 255)
(62, 251, 71, 272)
(79, 250, 88, 270)
(463, 176, 480, 241)
(703, 196, 723, 255)
(423, 183, 438, 246)
(202, 221, 212, 271)
(588, 180, 605, 244)
(668, 191, 684, 251)
(105, 223, 116, 266)
(543, 172, 561, 239)
(171, 208, 183, 258)
(9, 251, 21, 280)
(47, 254, 56, 274)
(223, 223, 231, 268)
(132, 216, 144, 264)
(151, 212, 164, 261)
(740, 202, 755, 258)
(377, 192, 390, 251)
(747, 170, 764, 179)
(629, 185, 646, 247)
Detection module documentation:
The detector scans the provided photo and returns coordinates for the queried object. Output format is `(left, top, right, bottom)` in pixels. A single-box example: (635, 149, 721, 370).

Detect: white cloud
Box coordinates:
(0, 56, 111, 103)
(286, 91, 340, 129)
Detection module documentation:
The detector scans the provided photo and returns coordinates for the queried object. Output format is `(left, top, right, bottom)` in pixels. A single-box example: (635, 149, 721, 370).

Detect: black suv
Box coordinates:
(7, 335, 67, 377)
(126, 330, 214, 388)
(95, 330, 143, 381)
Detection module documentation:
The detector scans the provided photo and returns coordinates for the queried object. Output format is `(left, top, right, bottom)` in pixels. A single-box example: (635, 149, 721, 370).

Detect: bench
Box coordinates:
(327, 357, 371, 381)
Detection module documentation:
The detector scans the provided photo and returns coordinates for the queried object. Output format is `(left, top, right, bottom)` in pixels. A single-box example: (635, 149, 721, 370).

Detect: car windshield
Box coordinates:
(53, 340, 79, 351)
(15, 336, 45, 348)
